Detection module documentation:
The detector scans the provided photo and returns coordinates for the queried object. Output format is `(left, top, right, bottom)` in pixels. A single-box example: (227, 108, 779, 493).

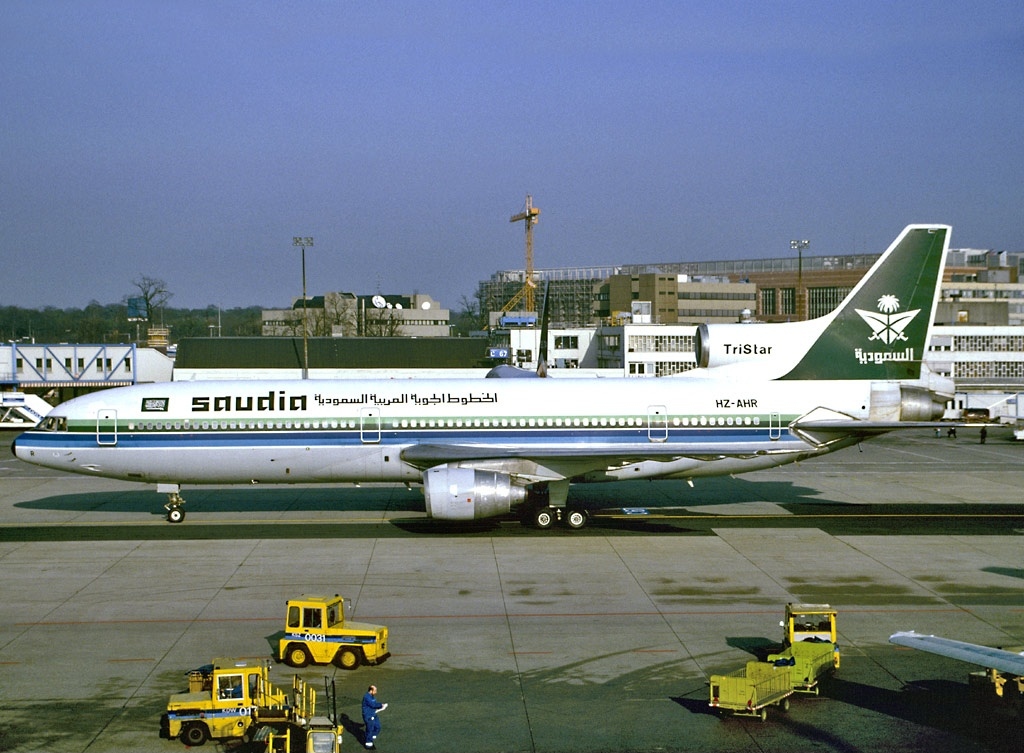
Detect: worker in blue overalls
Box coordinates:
(362, 684, 387, 749)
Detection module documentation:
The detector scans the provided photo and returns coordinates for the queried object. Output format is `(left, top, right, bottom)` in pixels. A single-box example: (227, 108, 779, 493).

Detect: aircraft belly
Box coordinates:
(64, 444, 419, 484)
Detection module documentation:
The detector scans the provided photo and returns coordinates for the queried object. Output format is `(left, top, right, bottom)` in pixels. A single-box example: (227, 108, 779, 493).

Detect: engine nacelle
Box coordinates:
(695, 321, 820, 371)
(423, 466, 527, 521)
(870, 383, 947, 422)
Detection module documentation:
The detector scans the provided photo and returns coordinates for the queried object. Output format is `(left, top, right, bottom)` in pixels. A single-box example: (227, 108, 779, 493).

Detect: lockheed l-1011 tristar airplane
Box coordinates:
(14, 225, 954, 528)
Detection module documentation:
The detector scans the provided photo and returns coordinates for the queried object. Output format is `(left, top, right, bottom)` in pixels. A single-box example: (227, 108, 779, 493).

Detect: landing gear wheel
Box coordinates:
(181, 721, 208, 746)
(564, 509, 588, 530)
(533, 507, 555, 529)
(336, 647, 360, 670)
(164, 491, 187, 524)
(284, 643, 310, 668)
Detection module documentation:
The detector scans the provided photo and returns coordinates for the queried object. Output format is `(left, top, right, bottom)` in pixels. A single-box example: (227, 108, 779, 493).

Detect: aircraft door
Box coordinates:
(96, 409, 117, 446)
(360, 407, 381, 444)
(647, 405, 668, 442)
(769, 412, 781, 440)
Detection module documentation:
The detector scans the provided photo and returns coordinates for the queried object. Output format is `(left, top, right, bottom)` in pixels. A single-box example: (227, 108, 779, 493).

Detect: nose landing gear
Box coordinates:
(160, 486, 187, 523)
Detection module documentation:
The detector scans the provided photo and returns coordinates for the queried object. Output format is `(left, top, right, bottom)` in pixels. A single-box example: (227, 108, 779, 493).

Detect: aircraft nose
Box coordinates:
(10, 435, 18, 459)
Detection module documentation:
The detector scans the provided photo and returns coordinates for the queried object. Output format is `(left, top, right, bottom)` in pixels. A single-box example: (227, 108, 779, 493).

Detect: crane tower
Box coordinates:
(506, 194, 541, 313)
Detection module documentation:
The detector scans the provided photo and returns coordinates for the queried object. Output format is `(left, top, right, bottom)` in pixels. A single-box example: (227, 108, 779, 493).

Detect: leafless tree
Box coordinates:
(129, 275, 173, 322)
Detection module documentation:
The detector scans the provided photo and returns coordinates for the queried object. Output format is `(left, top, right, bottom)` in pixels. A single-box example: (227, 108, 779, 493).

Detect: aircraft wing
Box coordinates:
(402, 442, 775, 465)
(889, 631, 1024, 676)
(400, 441, 780, 481)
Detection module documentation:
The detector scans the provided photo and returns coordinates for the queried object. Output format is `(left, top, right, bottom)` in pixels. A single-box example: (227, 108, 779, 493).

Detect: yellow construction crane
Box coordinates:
(505, 194, 541, 313)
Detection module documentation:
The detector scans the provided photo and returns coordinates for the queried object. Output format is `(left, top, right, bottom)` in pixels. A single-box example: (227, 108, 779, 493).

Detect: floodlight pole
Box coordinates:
(293, 236, 314, 379)
(790, 239, 809, 320)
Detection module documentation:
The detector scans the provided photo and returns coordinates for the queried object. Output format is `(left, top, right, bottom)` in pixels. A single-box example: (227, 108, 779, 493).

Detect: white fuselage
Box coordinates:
(14, 375, 873, 487)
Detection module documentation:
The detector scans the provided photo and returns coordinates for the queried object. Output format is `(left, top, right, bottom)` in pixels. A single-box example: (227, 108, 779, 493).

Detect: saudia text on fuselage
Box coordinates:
(191, 391, 308, 413)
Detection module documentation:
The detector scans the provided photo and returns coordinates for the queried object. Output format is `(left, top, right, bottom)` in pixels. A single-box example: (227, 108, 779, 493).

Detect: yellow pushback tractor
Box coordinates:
(277, 594, 390, 670)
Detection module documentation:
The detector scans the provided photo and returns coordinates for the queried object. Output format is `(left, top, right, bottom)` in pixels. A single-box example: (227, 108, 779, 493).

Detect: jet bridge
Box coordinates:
(2, 343, 138, 391)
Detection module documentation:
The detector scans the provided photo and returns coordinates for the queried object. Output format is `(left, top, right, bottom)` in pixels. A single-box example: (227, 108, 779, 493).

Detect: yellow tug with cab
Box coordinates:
(277, 594, 390, 670)
(767, 603, 841, 693)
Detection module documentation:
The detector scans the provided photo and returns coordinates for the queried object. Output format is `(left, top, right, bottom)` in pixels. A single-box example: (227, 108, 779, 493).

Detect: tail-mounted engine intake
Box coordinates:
(423, 465, 527, 521)
(695, 322, 795, 369)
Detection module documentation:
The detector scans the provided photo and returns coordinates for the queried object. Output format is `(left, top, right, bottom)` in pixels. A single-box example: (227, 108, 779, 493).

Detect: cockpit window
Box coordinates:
(37, 416, 67, 432)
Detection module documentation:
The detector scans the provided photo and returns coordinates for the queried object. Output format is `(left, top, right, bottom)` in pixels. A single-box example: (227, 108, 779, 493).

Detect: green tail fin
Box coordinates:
(780, 225, 949, 381)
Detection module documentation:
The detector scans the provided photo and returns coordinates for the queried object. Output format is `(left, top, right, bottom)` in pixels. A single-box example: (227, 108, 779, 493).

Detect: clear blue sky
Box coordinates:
(2, 1, 1022, 311)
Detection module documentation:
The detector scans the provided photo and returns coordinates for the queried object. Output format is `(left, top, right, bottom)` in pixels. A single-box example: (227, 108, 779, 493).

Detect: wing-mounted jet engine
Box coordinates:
(423, 466, 527, 521)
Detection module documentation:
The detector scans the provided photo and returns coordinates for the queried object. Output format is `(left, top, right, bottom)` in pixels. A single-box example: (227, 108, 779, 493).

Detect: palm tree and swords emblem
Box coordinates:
(855, 295, 920, 345)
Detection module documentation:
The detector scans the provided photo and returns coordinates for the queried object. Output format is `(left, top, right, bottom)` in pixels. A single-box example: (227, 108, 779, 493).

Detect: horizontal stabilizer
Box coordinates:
(794, 419, 953, 434)
(889, 631, 1024, 676)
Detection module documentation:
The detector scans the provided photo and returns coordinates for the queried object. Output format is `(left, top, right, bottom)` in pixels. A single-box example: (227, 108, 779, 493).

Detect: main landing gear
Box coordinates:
(522, 480, 588, 530)
(526, 505, 589, 530)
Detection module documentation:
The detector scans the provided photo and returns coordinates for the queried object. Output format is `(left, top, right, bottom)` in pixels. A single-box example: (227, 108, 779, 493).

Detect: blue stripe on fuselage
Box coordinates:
(15, 425, 775, 451)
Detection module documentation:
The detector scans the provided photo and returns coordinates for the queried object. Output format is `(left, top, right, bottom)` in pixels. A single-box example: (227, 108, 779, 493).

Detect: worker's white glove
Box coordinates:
(379, 703, 388, 712)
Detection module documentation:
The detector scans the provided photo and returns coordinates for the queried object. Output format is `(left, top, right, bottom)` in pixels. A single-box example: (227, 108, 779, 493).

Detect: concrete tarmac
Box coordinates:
(0, 428, 1022, 753)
